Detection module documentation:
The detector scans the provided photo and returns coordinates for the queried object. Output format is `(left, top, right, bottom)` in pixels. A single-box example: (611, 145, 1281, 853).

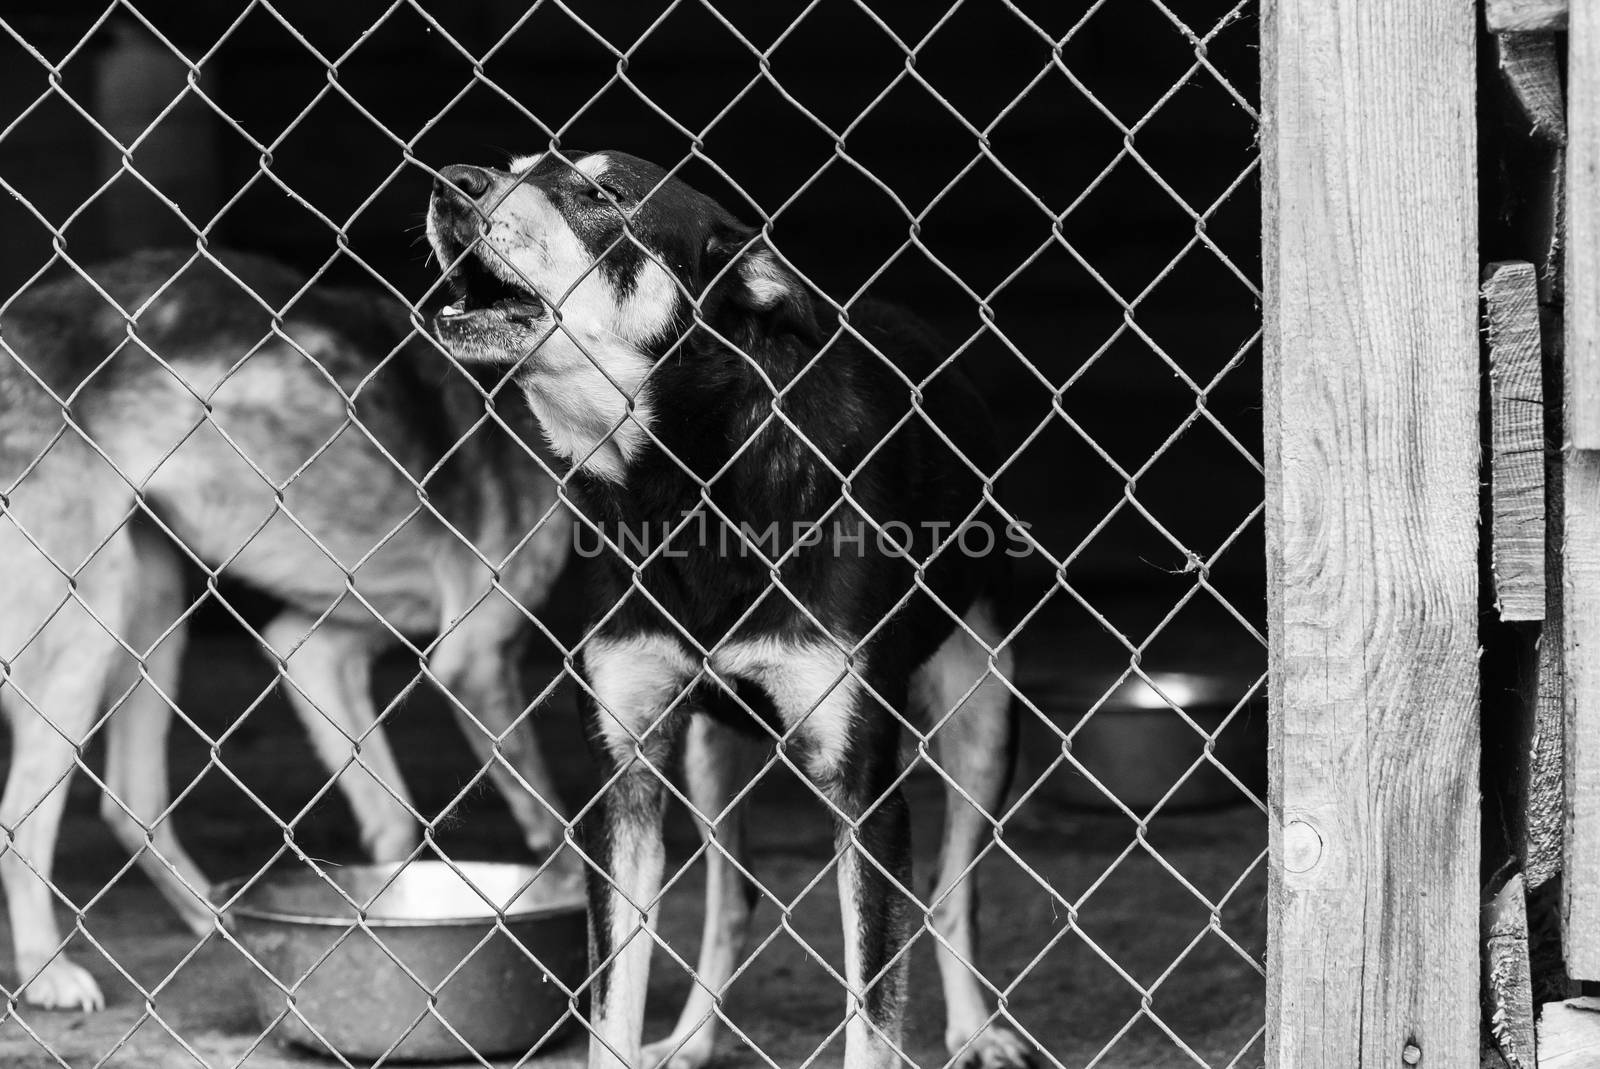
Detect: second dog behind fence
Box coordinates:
(0, 250, 574, 1012)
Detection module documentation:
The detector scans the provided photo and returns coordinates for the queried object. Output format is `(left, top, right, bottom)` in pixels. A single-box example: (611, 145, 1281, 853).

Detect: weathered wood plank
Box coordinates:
(1563, 425, 1600, 967)
(1486, 0, 1570, 34)
(1495, 33, 1566, 145)
(1563, 0, 1600, 982)
(1486, 262, 1546, 622)
(1528, 621, 1567, 886)
(1538, 997, 1600, 1068)
(1569, 5, 1600, 448)
(1492, 32, 1565, 310)
(1261, 1, 1479, 1066)
(1482, 875, 1536, 1069)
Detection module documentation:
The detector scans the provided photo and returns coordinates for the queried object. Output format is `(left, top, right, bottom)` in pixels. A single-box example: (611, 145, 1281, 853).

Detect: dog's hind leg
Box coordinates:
(263, 612, 417, 862)
(914, 600, 1034, 1069)
(818, 729, 914, 1069)
(0, 532, 134, 1011)
(1, 669, 115, 1011)
(100, 525, 213, 937)
(754, 644, 914, 1069)
(643, 713, 756, 1069)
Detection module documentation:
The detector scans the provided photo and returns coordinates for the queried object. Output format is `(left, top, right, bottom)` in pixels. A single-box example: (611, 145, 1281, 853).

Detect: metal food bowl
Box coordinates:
(1024, 671, 1266, 812)
(219, 861, 587, 1062)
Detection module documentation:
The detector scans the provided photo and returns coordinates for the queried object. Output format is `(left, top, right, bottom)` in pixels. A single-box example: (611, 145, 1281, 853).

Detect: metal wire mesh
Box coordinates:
(0, 2, 1265, 1067)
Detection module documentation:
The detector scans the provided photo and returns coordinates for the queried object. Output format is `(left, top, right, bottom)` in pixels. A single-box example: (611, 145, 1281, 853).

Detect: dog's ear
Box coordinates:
(703, 225, 820, 345)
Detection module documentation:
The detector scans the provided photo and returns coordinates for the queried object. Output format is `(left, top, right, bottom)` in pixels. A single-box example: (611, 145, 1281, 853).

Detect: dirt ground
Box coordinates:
(0, 601, 1267, 1069)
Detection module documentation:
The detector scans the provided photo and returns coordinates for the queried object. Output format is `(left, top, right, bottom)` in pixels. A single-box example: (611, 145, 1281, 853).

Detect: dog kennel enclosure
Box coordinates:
(0, 0, 1592, 1067)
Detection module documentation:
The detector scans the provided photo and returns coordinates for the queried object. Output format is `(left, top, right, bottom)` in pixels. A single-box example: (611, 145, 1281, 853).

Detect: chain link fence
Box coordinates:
(0, 2, 1265, 1067)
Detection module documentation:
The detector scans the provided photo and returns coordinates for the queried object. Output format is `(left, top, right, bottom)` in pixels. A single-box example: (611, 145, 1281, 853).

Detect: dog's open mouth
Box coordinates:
(436, 252, 547, 328)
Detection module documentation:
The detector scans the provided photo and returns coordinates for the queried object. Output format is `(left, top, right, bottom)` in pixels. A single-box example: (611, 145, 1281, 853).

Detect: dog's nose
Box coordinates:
(436, 164, 491, 200)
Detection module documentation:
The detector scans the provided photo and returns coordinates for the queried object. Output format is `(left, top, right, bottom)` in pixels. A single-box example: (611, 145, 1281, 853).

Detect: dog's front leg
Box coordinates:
(578, 635, 690, 1069)
(265, 613, 418, 862)
(582, 757, 666, 1069)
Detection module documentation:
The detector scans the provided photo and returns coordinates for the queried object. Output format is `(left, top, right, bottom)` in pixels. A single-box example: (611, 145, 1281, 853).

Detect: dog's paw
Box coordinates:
(642, 1032, 715, 1069)
(946, 1024, 1035, 1069)
(22, 957, 105, 1012)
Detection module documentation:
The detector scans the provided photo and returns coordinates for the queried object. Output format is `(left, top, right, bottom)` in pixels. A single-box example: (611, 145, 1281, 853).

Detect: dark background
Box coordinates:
(0, 0, 1263, 645)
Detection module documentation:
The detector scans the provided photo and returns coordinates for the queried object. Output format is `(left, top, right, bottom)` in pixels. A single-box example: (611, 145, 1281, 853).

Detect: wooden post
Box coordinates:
(1261, 1, 1479, 1066)
(1563, 0, 1600, 981)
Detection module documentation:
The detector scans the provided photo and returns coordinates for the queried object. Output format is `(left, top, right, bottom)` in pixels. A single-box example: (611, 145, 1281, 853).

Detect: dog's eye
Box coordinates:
(587, 181, 626, 205)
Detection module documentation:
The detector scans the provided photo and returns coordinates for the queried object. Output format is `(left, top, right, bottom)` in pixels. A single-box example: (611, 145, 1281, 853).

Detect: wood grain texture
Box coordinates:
(1261, 1, 1479, 1066)
(1570, 5, 1600, 448)
(1495, 33, 1567, 145)
(1494, 33, 1566, 309)
(1486, 0, 1570, 33)
(1530, 620, 1568, 886)
(1538, 998, 1600, 1067)
(1486, 262, 1547, 622)
(1564, 0, 1600, 981)
(1563, 391, 1600, 965)
(1483, 875, 1535, 1069)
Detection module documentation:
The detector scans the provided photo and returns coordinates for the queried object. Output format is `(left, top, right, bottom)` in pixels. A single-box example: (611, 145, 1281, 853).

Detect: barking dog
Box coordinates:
(428, 152, 1034, 1069)
(0, 251, 574, 1012)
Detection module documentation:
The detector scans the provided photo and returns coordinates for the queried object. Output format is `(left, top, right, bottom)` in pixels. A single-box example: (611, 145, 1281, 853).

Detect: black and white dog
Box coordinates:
(427, 151, 1033, 1069)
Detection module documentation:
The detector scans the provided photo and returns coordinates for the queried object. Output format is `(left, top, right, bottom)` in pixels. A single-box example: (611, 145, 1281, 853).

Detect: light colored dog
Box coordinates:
(0, 250, 573, 1011)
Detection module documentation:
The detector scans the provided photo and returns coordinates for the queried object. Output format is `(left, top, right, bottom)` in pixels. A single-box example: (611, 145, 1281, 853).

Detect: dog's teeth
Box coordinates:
(442, 301, 464, 316)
